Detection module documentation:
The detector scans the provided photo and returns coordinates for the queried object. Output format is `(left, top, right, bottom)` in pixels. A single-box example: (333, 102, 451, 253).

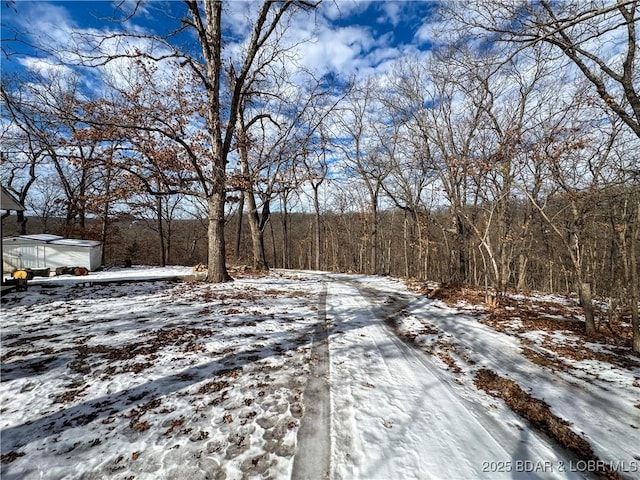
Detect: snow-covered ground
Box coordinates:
(325, 277, 577, 479)
(1, 268, 639, 479)
(326, 274, 640, 480)
(1, 267, 323, 479)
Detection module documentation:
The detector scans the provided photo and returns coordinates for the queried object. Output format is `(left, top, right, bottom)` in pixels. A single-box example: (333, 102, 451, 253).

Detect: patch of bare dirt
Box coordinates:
(484, 300, 585, 334)
(474, 369, 621, 480)
(53, 384, 90, 404)
(410, 281, 483, 305)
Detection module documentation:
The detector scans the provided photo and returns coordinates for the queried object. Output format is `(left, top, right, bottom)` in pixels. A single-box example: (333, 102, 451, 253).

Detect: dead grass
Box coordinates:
(397, 325, 439, 343)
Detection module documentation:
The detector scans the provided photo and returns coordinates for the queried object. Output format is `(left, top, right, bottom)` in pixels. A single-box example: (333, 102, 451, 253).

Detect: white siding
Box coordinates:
(3, 244, 47, 270)
(2, 236, 103, 271)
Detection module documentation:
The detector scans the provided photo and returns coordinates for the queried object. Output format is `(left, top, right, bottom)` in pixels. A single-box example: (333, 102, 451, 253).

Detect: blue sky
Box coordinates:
(1, 1, 439, 85)
(0, 0, 444, 213)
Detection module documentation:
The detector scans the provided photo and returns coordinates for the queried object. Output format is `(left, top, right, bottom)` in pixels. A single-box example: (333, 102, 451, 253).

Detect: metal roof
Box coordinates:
(3, 235, 101, 247)
(1, 186, 25, 212)
(21, 234, 64, 242)
(50, 238, 102, 247)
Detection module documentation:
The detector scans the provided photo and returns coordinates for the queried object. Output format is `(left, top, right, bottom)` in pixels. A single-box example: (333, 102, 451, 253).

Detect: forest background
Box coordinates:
(1, 1, 639, 350)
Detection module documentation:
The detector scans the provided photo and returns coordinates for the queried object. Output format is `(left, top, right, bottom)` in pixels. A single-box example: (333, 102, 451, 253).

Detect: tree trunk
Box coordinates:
(207, 192, 231, 282)
(100, 203, 109, 267)
(386, 237, 392, 275)
(281, 195, 290, 269)
(236, 95, 268, 272)
(452, 211, 468, 285)
(235, 194, 244, 260)
(313, 185, 322, 271)
(16, 211, 28, 235)
(157, 196, 166, 267)
(371, 200, 379, 275)
(196, 0, 231, 283)
(579, 282, 596, 335)
(403, 212, 410, 278)
(269, 220, 278, 268)
(245, 192, 268, 271)
(516, 254, 528, 291)
(166, 215, 173, 265)
(417, 213, 426, 279)
(631, 201, 640, 353)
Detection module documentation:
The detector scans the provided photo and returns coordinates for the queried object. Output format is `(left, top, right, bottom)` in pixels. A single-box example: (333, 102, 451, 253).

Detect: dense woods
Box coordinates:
(1, 0, 639, 350)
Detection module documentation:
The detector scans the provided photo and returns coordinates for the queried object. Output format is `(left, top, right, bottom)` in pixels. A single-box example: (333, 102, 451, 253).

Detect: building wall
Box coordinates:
(3, 243, 47, 270)
(2, 240, 102, 272)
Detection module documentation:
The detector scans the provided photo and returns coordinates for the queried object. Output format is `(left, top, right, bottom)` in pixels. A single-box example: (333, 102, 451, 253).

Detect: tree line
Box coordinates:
(1, 0, 638, 351)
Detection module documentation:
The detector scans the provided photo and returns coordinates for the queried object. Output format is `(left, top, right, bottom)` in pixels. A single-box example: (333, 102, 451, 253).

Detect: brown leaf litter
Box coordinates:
(474, 369, 621, 480)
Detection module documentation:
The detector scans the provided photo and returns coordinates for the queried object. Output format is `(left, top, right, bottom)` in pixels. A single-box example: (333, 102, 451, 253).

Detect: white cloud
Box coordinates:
(16, 58, 74, 78)
(296, 25, 375, 76)
(281, 10, 414, 83)
(222, 1, 262, 40)
(378, 2, 402, 27)
(5, 1, 437, 110)
(15, 2, 78, 47)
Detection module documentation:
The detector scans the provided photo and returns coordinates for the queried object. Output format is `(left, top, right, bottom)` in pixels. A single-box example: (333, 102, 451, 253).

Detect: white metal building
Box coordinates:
(2, 234, 102, 272)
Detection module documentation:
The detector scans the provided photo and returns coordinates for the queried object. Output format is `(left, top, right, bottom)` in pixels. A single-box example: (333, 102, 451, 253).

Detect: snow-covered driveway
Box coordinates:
(323, 274, 586, 480)
(2, 269, 636, 479)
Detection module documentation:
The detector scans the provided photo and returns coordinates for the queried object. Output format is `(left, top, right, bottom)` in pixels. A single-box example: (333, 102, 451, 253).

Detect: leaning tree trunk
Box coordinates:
(236, 97, 268, 271)
(238, 149, 267, 270)
(573, 246, 596, 335)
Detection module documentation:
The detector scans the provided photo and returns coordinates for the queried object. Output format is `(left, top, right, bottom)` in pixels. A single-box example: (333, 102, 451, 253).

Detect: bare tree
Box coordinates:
(2, 72, 108, 235)
(302, 130, 329, 271)
(387, 55, 486, 284)
(0, 81, 43, 234)
(516, 84, 624, 334)
(377, 79, 438, 279)
(335, 81, 392, 275)
(452, 0, 640, 138)
(43, 0, 319, 281)
(182, 0, 321, 281)
(629, 197, 640, 352)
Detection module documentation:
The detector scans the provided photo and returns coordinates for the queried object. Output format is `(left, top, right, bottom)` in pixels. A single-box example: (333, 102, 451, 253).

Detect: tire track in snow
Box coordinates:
(326, 275, 582, 480)
(291, 282, 330, 480)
